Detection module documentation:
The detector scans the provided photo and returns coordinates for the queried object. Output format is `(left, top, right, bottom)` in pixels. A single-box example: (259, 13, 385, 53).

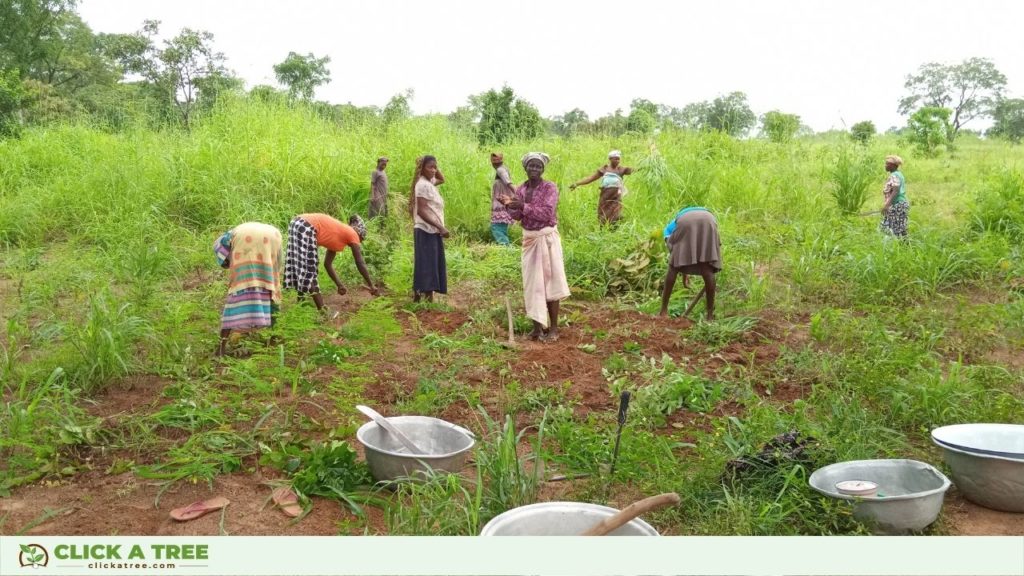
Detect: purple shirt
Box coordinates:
(506, 180, 558, 231)
(491, 165, 514, 224)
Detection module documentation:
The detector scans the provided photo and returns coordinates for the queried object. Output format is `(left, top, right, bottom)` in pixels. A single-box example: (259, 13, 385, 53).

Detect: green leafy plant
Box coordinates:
(260, 440, 374, 514)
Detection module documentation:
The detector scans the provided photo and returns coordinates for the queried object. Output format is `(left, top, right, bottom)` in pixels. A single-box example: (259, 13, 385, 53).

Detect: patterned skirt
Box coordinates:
(880, 201, 909, 237)
(221, 287, 277, 330)
(284, 217, 320, 294)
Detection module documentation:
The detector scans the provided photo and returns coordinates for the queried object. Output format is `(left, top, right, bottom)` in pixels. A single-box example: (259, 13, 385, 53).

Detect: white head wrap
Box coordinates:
(608, 150, 622, 158)
(521, 152, 550, 168)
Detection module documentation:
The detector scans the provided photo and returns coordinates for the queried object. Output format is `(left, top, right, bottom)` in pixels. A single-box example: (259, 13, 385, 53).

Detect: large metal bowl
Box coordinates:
(931, 424, 1024, 459)
(480, 502, 660, 536)
(356, 415, 475, 483)
(932, 439, 1024, 513)
(809, 459, 951, 534)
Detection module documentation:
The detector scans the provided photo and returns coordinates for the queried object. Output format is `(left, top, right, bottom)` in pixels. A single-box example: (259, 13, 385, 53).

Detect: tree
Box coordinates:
(477, 86, 543, 145)
(447, 93, 482, 135)
(759, 110, 800, 143)
(551, 107, 590, 137)
(0, 0, 77, 79)
(0, 69, 25, 137)
(272, 51, 330, 101)
(592, 109, 628, 136)
(103, 21, 231, 130)
(626, 108, 655, 135)
(907, 106, 952, 156)
(511, 98, 544, 140)
(849, 120, 876, 145)
(382, 89, 412, 125)
(989, 98, 1024, 144)
(898, 57, 1007, 139)
(0, 2, 125, 125)
(683, 92, 756, 137)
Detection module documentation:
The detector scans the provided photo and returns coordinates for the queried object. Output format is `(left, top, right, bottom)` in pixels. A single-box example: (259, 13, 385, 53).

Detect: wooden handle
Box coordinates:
(505, 295, 515, 343)
(683, 286, 706, 318)
(580, 492, 680, 536)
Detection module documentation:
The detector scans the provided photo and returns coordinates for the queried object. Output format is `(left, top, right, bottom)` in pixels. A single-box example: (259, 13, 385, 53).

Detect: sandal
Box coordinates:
(169, 496, 230, 522)
(271, 487, 303, 518)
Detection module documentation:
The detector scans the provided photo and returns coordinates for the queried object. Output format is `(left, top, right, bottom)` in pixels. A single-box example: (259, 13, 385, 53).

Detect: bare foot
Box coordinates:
(528, 330, 542, 341)
(541, 330, 560, 343)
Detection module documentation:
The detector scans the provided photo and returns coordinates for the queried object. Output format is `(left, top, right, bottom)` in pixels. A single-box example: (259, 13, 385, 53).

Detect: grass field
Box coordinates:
(1, 96, 1022, 536)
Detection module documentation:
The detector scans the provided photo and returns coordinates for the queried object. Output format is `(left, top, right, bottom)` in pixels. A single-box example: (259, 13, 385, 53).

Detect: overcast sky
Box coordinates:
(77, 0, 1024, 132)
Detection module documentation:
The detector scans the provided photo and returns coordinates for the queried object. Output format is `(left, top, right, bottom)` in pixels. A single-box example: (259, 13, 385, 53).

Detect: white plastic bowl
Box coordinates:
(480, 502, 660, 536)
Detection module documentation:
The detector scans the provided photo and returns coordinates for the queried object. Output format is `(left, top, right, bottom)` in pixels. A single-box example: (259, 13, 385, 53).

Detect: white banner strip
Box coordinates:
(1, 536, 1022, 575)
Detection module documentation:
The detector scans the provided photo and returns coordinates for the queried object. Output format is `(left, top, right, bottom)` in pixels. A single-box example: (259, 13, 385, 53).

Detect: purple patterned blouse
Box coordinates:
(506, 180, 559, 231)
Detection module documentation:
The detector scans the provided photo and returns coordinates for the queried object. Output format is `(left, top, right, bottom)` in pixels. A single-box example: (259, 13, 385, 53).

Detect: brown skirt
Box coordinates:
(668, 210, 721, 271)
(598, 187, 622, 224)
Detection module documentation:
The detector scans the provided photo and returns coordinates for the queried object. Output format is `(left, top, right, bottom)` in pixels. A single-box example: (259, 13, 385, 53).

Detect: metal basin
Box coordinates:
(809, 459, 951, 534)
(931, 424, 1024, 460)
(356, 415, 474, 483)
(480, 502, 660, 536)
(932, 439, 1024, 513)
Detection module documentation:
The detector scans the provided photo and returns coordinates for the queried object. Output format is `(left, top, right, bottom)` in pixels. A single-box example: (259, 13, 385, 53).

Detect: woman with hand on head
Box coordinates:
(409, 155, 449, 303)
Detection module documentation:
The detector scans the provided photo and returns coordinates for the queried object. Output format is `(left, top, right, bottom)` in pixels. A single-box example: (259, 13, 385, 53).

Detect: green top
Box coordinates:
(891, 170, 907, 204)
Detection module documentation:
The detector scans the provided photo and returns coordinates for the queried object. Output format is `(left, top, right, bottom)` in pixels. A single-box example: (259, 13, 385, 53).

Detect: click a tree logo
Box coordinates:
(18, 544, 49, 568)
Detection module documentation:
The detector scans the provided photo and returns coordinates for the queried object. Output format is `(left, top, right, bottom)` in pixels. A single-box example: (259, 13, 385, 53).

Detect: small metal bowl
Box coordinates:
(809, 459, 951, 534)
(480, 502, 660, 536)
(932, 438, 1024, 513)
(356, 415, 475, 483)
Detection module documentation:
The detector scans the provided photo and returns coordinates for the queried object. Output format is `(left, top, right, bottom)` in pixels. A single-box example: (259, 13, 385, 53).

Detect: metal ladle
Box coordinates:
(355, 405, 427, 455)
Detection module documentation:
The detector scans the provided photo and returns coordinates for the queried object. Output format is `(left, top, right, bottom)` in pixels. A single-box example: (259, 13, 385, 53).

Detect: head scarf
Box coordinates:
(214, 230, 233, 268)
(377, 156, 389, 163)
(608, 150, 622, 159)
(521, 152, 550, 168)
(490, 152, 503, 162)
(349, 214, 368, 240)
(885, 155, 903, 167)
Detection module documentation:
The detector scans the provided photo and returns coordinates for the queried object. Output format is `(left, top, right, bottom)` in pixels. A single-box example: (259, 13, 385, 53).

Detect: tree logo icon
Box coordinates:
(18, 544, 49, 568)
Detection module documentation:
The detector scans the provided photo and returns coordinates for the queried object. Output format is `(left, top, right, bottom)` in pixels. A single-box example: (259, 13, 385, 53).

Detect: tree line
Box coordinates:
(2, 0, 1022, 149)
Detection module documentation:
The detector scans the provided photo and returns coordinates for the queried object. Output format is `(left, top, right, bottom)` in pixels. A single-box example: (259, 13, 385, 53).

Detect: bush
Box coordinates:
(971, 169, 1024, 240)
(849, 121, 876, 145)
(826, 147, 875, 215)
(907, 107, 953, 156)
(760, 111, 801, 143)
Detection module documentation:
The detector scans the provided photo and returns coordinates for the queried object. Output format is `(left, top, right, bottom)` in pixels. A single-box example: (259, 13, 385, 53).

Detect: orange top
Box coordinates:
(299, 213, 361, 252)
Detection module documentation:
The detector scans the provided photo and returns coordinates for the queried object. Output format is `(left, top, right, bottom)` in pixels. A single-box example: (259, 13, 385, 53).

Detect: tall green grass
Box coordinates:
(1, 95, 1023, 535)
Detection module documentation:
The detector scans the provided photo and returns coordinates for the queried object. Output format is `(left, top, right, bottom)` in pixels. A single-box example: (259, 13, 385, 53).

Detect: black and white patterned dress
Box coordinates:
(284, 217, 320, 294)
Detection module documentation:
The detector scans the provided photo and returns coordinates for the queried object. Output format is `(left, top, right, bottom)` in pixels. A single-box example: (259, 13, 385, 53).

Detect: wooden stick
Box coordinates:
(683, 286, 706, 318)
(505, 295, 516, 346)
(580, 492, 681, 536)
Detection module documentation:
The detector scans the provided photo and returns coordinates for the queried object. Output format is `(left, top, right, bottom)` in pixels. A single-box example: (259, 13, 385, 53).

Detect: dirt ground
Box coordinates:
(2, 293, 1021, 537)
